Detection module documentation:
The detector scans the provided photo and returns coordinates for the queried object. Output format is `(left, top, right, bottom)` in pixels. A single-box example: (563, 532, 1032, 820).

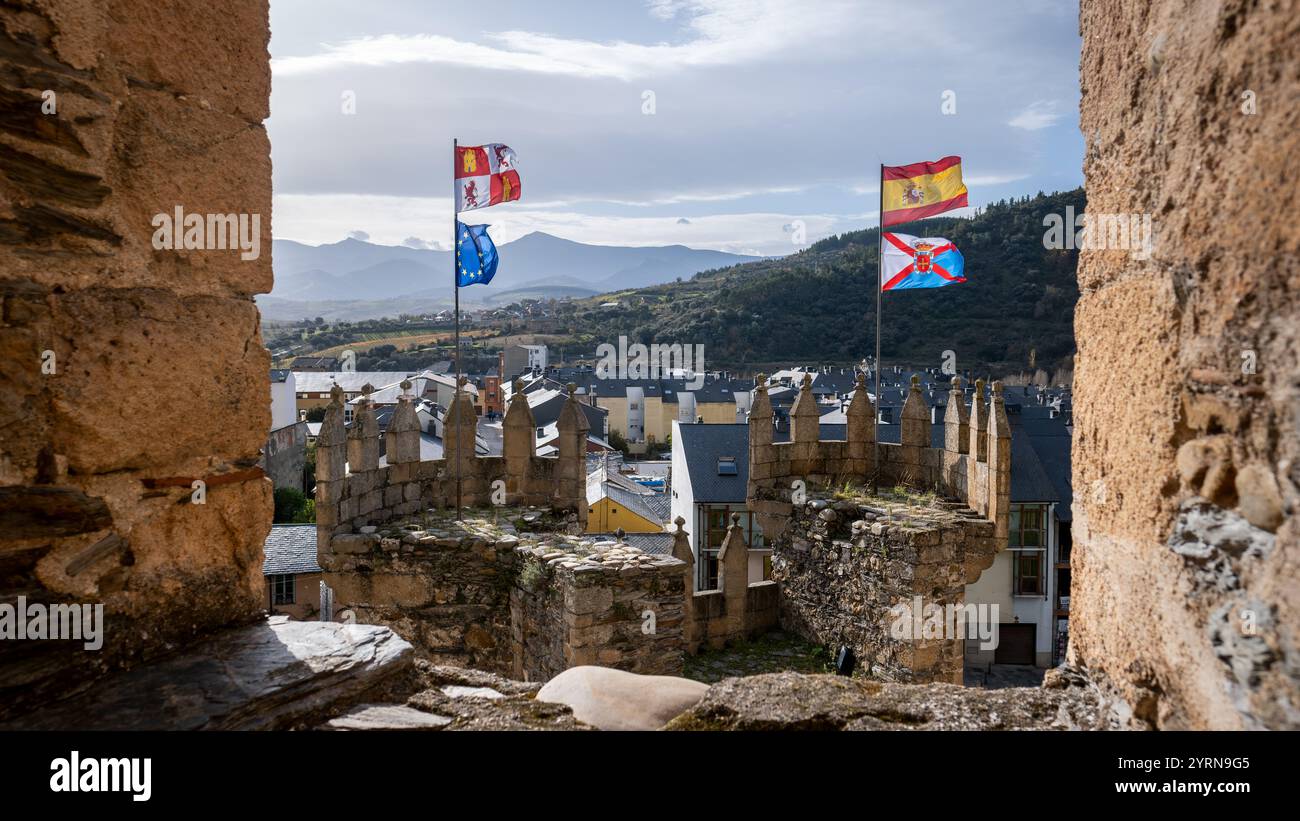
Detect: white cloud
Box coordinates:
(1008, 100, 1065, 131)
(402, 236, 443, 251)
(272, 1, 865, 80)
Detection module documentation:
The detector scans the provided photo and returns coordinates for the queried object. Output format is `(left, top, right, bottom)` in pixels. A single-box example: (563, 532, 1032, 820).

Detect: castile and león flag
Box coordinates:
(450, 141, 519, 516)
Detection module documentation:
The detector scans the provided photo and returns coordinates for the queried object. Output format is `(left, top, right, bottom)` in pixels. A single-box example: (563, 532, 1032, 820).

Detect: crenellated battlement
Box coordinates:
(314, 379, 589, 562)
(746, 372, 1010, 545)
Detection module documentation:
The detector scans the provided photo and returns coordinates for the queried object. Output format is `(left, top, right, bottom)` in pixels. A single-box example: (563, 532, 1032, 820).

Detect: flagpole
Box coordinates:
(874, 163, 883, 493)
(453, 137, 462, 520)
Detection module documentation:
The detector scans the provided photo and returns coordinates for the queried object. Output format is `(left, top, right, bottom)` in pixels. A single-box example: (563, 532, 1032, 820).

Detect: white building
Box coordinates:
(270, 369, 297, 431)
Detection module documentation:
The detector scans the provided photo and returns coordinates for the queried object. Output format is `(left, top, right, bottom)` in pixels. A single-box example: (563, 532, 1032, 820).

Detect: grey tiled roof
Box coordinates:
(262, 524, 322, 576)
(599, 482, 665, 525)
(616, 532, 675, 555)
(675, 423, 750, 503)
(642, 493, 672, 522)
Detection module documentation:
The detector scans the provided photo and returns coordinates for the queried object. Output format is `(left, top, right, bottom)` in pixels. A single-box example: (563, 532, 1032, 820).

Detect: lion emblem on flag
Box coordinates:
(462, 180, 480, 208)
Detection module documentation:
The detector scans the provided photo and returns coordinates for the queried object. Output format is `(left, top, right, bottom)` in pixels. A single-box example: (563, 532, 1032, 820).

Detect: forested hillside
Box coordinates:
(562, 189, 1084, 376)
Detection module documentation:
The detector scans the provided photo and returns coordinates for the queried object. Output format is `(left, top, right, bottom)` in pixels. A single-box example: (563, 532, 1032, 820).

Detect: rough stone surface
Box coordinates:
(536, 665, 708, 731)
(6, 618, 414, 730)
(323, 704, 452, 731)
(404, 662, 589, 731)
(769, 487, 997, 684)
(0, 0, 273, 722)
(1072, 0, 1299, 729)
(322, 507, 686, 679)
(665, 671, 1124, 731)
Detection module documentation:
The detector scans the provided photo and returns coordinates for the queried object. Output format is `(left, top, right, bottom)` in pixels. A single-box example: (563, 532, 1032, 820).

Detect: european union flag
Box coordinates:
(456, 221, 498, 287)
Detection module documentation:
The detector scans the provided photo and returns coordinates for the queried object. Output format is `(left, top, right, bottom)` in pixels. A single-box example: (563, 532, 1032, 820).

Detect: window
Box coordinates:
(1014, 551, 1043, 596)
(696, 505, 764, 591)
(1010, 504, 1048, 596)
(1010, 505, 1045, 548)
(270, 574, 295, 605)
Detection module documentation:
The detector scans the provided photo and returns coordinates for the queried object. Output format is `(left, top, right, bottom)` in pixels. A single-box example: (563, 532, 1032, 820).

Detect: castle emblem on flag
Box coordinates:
(455, 143, 521, 212)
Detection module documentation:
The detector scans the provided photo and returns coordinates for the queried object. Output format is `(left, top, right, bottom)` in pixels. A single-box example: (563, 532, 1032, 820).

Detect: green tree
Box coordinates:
(273, 487, 314, 523)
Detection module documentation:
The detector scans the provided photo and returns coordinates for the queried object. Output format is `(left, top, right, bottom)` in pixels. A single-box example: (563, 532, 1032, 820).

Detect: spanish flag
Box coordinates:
(881, 156, 968, 226)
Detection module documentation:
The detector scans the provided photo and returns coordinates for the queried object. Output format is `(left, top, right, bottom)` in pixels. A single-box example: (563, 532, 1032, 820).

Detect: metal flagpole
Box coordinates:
(874, 163, 883, 493)
(453, 138, 462, 520)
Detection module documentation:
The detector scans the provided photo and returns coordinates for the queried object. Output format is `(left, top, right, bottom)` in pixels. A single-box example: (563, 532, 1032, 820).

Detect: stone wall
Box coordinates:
(669, 516, 780, 653)
(769, 491, 997, 684)
(1072, 0, 1299, 728)
(320, 507, 687, 681)
(262, 421, 306, 492)
(511, 540, 686, 681)
(317, 511, 524, 672)
(0, 0, 273, 719)
(746, 373, 1010, 549)
(313, 381, 587, 557)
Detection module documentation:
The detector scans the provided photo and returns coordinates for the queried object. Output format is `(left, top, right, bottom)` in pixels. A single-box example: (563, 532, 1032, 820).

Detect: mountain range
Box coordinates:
(260, 232, 763, 320)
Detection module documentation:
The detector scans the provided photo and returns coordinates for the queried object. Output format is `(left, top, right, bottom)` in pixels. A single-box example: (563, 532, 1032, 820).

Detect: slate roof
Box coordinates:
(262, 525, 322, 576)
(675, 423, 750, 503)
(642, 494, 672, 522)
(1016, 417, 1073, 520)
(617, 532, 675, 555)
(588, 477, 667, 526)
(293, 371, 418, 394)
(527, 389, 608, 432)
(586, 376, 741, 405)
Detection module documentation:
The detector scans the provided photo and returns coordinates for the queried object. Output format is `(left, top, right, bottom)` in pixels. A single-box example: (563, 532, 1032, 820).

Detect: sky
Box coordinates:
(268, 0, 1084, 256)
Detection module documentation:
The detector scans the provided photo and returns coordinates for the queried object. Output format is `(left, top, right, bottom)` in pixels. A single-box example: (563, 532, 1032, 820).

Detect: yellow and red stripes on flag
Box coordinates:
(881, 156, 968, 227)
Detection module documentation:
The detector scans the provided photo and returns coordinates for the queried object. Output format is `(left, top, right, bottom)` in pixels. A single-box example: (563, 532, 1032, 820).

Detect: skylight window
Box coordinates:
(717, 456, 737, 476)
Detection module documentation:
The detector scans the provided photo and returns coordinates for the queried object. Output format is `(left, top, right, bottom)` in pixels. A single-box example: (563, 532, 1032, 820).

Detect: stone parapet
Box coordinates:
(320, 508, 687, 680)
(314, 383, 588, 558)
(769, 490, 998, 684)
(747, 373, 1009, 552)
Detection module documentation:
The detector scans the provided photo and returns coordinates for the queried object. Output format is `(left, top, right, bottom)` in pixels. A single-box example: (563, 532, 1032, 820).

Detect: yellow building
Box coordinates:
(593, 380, 748, 449)
(584, 466, 669, 534)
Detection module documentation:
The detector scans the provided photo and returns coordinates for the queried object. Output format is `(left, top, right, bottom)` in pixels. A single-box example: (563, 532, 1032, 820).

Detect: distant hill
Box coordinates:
(264, 232, 765, 315)
(561, 189, 1084, 377)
